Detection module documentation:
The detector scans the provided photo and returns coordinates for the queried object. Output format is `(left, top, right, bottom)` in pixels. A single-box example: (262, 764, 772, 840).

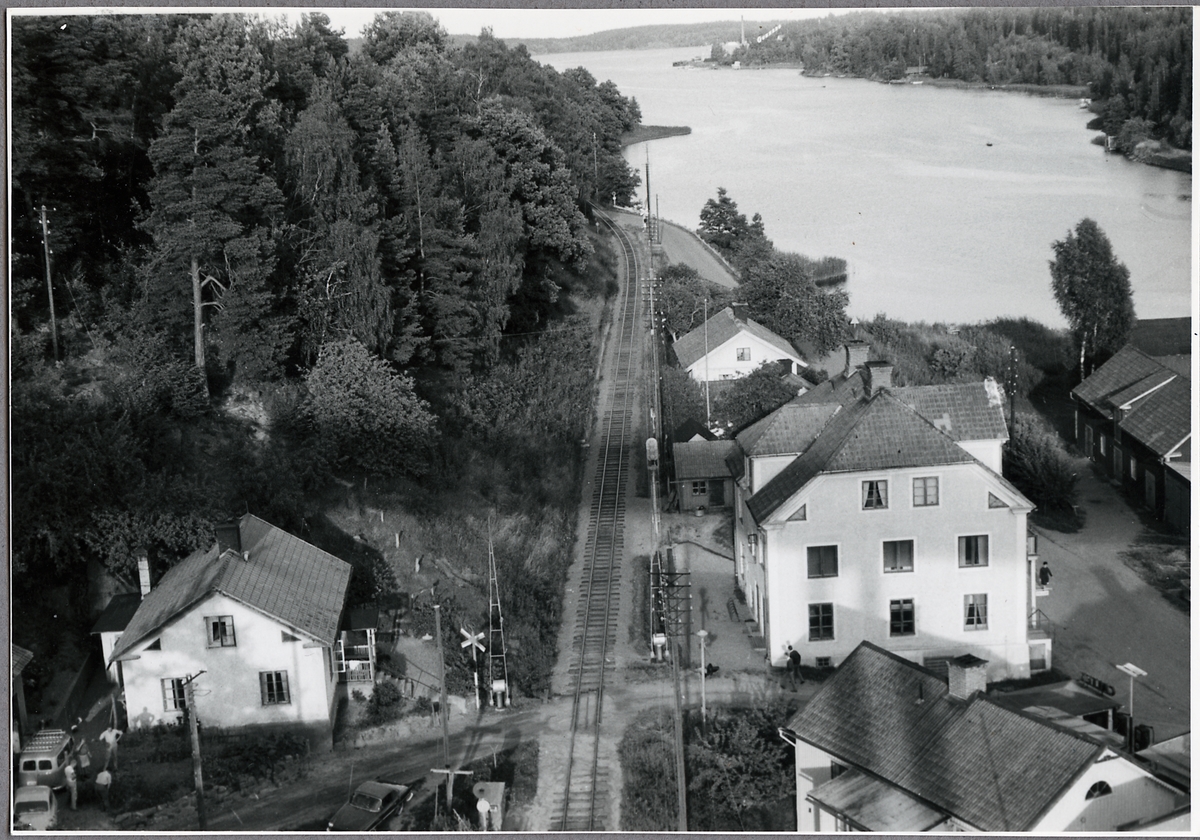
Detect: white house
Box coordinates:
(780, 643, 1189, 832)
(108, 515, 354, 750)
(731, 360, 1044, 681)
(672, 305, 805, 383)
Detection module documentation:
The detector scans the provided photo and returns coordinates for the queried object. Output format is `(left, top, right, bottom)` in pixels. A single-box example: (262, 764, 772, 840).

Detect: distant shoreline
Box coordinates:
(621, 125, 692, 147)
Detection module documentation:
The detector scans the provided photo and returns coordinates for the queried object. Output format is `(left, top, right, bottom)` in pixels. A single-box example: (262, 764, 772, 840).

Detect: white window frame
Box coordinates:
(912, 476, 939, 507)
(736, 347, 751, 361)
(862, 479, 889, 510)
(882, 538, 915, 573)
(808, 602, 835, 641)
(260, 671, 291, 706)
(205, 615, 236, 648)
(964, 593, 988, 630)
(958, 534, 989, 568)
(162, 677, 186, 712)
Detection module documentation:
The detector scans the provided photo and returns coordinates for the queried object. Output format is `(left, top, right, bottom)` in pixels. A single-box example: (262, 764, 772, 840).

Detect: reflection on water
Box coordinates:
(543, 47, 1193, 325)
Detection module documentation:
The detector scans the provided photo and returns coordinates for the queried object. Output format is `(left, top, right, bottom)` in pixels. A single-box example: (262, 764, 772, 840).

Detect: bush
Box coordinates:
(361, 679, 405, 727)
(618, 710, 679, 830)
(1003, 413, 1079, 511)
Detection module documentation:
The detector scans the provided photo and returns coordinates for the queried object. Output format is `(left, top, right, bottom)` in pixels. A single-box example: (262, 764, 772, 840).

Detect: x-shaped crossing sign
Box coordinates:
(460, 628, 485, 652)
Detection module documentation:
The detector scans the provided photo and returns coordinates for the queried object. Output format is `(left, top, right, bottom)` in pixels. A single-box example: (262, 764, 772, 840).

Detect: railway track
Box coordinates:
(551, 210, 642, 831)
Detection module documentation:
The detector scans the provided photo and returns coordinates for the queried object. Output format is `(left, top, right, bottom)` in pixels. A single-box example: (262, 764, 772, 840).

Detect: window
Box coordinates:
(807, 545, 838, 578)
(691, 480, 708, 496)
(913, 477, 939, 507)
(736, 347, 751, 361)
(162, 678, 186, 712)
(788, 504, 807, 521)
(809, 603, 834, 641)
(862, 480, 888, 510)
(815, 657, 832, 668)
(205, 615, 236, 648)
(1129, 455, 1137, 479)
(988, 493, 1009, 508)
(883, 540, 914, 572)
(964, 594, 988, 630)
(890, 599, 915, 636)
(260, 671, 291, 705)
(281, 631, 300, 643)
(1099, 434, 1107, 456)
(958, 535, 989, 567)
(1085, 781, 1112, 800)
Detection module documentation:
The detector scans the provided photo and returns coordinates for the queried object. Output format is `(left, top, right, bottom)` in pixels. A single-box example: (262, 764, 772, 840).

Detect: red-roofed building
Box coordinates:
(1072, 334, 1191, 535)
(108, 515, 359, 750)
(780, 643, 1188, 832)
(731, 361, 1044, 680)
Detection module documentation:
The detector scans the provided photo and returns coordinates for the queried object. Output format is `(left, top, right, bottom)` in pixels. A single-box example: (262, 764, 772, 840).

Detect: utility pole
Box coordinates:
(433, 605, 454, 806)
(670, 639, 688, 831)
(592, 131, 599, 184)
(38, 205, 59, 362)
(703, 298, 711, 428)
(183, 672, 208, 830)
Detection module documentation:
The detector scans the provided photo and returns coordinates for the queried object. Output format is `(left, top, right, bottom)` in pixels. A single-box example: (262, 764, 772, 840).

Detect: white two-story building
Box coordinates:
(108, 515, 354, 750)
(731, 360, 1044, 681)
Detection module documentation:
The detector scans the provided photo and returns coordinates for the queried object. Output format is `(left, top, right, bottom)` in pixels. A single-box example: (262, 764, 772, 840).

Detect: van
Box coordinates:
(17, 730, 74, 789)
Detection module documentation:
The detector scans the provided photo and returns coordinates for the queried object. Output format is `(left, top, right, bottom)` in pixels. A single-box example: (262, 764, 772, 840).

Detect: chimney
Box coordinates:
(730, 303, 749, 323)
(864, 360, 893, 395)
(137, 549, 152, 599)
(215, 520, 242, 556)
(947, 654, 989, 700)
(844, 340, 870, 375)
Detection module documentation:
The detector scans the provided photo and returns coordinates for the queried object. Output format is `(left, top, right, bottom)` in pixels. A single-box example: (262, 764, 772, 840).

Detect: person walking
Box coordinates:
(1039, 561, 1053, 588)
(94, 766, 113, 812)
(76, 738, 92, 782)
(64, 758, 79, 810)
(99, 726, 123, 771)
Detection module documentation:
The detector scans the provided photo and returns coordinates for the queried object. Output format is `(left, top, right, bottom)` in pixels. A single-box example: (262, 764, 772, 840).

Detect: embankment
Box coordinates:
(621, 125, 691, 146)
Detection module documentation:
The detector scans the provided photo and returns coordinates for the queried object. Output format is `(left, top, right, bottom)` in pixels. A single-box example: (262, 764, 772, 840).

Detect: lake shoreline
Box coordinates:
(621, 125, 691, 147)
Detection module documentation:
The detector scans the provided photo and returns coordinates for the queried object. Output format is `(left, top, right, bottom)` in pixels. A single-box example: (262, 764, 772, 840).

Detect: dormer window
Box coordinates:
(1085, 781, 1112, 799)
(206, 615, 236, 648)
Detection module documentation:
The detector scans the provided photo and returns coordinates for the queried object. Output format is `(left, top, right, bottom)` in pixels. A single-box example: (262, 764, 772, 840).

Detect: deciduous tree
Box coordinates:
(1049, 217, 1135, 376)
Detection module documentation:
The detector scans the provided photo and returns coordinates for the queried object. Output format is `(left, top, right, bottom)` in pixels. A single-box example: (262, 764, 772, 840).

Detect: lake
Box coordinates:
(541, 47, 1193, 327)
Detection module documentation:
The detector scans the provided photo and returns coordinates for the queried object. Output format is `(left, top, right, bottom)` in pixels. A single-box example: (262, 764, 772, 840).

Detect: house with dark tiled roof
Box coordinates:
(780, 643, 1189, 832)
(731, 359, 1045, 680)
(672, 440, 738, 511)
(1072, 328, 1192, 535)
(671, 305, 805, 383)
(108, 515, 359, 750)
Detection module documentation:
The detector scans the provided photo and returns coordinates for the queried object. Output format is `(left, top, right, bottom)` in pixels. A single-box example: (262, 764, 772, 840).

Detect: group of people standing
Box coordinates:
(63, 724, 122, 812)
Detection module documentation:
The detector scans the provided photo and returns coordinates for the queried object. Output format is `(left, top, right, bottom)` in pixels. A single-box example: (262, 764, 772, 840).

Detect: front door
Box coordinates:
(1084, 425, 1094, 460)
(709, 479, 725, 506)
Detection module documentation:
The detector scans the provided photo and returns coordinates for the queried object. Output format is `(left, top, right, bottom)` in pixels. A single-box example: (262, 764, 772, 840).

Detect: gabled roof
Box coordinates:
(1073, 345, 1171, 417)
(670, 418, 716, 444)
(786, 642, 1105, 832)
(673, 440, 738, 480)
(891, 380, 1008, 442)
(735, 401, 840, 457)
(672, 306, 800, 369)
(13, 645, 33, 683)
(111, 515, 352, 661)
(90, 592, 142, 635)
(1129, 317, 1193, 357)
(1119, 375, 1192, 457)
(746, 392, 984, 522)
(1107, 368, 1177, 409)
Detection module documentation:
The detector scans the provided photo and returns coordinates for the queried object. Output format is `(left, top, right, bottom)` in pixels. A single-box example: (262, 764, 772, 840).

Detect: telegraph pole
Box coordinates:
(433, 605, 455, 806)
(38, 205, 59, 361)
(183, 672, 208, 830)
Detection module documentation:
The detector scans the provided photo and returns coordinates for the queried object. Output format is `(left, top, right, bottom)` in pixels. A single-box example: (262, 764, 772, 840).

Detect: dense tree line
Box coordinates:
(10, 12, 642, 581)
(729, 7, 1191, 149)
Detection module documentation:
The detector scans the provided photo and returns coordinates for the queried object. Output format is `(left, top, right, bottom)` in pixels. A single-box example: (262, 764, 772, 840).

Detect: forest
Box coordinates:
(728, 7, 1192, 151)
(10, 11, 645, 694)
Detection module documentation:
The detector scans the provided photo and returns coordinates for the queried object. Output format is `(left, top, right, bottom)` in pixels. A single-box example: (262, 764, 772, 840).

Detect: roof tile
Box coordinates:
(672, 307, 799, 369)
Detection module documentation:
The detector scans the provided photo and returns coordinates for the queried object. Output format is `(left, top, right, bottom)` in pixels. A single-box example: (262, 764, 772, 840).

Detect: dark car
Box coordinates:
(327, 778, 420, 832)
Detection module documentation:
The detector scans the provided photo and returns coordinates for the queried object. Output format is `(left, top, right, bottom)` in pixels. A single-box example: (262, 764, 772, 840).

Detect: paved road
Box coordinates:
(644, 212, 739, 289)
(1035, 464, 1190, 740)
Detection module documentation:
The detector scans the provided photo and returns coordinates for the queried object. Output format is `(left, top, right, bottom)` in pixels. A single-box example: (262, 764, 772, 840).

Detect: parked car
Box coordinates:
(13, 785, 58, 831)
(327, 778, 421, 832)
(17, 730, 74, 789)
